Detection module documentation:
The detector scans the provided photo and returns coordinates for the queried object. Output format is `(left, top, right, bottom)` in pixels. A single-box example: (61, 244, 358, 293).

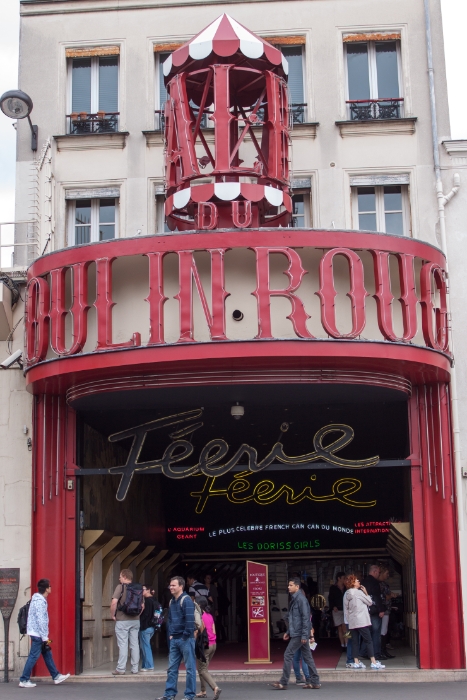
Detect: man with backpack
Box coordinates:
(110, 569, 144, 675)
(156, 575, 196, 700)
(18, 578, 70, 688)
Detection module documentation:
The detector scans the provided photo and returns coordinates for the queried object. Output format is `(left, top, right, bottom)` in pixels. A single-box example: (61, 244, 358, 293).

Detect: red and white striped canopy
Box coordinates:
(163, 14, 288, 81)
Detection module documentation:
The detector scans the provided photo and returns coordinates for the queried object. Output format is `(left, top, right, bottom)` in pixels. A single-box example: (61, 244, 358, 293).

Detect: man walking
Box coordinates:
(361, 564, 386, 660)
(271, 577, 321, 691)
(19, 579, 70, 688)
(187, 574, 209, 600)
(110, 569, 143, 675)
(157, 575, 196, 700)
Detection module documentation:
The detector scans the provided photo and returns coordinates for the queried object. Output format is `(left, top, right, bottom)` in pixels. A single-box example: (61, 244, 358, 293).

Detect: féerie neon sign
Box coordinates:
(101, 409, 379, 500)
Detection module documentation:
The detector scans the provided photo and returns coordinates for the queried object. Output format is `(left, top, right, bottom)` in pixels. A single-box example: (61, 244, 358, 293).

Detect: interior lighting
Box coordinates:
(231, 402, 244, 420)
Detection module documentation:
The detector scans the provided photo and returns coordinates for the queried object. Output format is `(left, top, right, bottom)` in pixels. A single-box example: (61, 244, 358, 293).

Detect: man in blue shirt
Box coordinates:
(156, 575, 196, 700)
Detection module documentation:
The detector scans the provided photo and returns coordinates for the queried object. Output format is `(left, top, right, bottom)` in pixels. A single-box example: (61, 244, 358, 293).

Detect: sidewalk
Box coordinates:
(2, 680, 467, 698)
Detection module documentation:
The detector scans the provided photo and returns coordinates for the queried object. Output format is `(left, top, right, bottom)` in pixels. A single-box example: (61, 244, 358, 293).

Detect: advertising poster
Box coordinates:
(246, 561, 271, 663)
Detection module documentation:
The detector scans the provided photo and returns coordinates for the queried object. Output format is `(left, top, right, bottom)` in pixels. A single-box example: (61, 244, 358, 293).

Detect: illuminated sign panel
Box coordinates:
(164, 466, 406, 551)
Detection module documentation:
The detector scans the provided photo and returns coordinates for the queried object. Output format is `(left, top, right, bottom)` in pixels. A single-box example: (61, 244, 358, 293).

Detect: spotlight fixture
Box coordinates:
(231, 402, 244, 420)
(0, 90, 38, 151)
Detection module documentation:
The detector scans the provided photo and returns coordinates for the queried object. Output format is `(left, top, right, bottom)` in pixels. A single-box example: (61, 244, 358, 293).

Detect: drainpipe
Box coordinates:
(424, 0, 463, 524)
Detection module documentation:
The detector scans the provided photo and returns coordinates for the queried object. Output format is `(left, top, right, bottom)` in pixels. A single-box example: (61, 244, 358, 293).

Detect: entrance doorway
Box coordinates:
(74, 380, 418, 673)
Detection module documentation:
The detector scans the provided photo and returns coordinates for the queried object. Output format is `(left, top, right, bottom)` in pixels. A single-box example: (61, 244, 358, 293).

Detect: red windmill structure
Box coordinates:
(163, 14, 292, 230)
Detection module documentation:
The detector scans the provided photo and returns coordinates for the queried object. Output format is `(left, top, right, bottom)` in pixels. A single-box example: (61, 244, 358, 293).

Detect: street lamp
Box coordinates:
(0, 90, 38, 151)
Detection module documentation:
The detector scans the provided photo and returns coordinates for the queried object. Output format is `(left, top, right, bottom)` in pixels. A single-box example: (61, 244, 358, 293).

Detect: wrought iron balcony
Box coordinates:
(67, 112, 119, 134)
(346, 98, 404, 121)
(289, 103, 307, 125)
(155, 104, 307, 132)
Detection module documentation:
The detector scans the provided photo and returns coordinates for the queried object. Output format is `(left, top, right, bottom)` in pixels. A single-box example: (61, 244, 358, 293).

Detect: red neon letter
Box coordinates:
(94, 257, 141, 350)
(195, 203, 218, 230)
(251, 247, 313, 339)
(371, 251, 418, 342)
(49, 263, 90, 355)
(145, 252, 168, 345)
(175, 249, 229, 342)
(317, 248, 368, 339)
(232, 201, 252, 228)
(26, 277, 50, 364)
(420, 262, 449, 352)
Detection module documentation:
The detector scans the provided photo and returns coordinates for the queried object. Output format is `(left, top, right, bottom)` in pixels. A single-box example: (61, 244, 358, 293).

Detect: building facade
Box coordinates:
(0, 0, 466, 678)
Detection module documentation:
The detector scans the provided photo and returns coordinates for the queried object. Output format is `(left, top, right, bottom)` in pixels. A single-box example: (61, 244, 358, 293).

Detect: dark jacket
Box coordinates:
(361, 574, 384, 614)
(168, 593, 195, 640)
(139, 596, 155, 631)
(288, 590, 311, 639)
(328, 584, 344, 611)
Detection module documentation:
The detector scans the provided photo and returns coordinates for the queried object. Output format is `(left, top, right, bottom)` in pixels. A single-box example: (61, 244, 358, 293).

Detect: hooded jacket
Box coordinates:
(27, 593, 49, 641)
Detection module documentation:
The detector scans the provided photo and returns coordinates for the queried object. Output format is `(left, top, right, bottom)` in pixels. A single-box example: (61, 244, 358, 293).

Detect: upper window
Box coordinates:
(345, 40, 402, 120)
(281, 46, 306, 124)
(68, 56, 119, 133)
(353, 186, 408, 236)
(155, 51, 208, 131)
(69, 198, 117, 245)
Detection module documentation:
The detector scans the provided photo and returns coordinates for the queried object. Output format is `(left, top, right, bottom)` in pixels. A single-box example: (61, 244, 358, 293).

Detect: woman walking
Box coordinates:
(343, 574, 385, 670)
(196, 597, 221, 699)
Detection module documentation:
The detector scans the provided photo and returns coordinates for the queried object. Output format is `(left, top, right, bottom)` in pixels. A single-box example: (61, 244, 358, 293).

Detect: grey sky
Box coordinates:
(0, 0, 466, 222)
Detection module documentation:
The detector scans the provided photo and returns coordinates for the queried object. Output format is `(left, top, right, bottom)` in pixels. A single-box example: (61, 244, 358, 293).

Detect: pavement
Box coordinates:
(2, 681, 467, 698)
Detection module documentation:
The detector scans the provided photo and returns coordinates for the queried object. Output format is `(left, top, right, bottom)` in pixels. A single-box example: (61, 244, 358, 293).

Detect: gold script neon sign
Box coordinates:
(105, 410, 379, 500)
(190, 472, 377, 514)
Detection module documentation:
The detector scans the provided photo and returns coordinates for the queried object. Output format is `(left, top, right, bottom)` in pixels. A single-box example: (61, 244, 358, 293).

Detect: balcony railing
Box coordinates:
(347, 98, 404, 121)
(67, 112, 119, 134)
(0, 221, 39, 269)
(154, 103, 307, 132)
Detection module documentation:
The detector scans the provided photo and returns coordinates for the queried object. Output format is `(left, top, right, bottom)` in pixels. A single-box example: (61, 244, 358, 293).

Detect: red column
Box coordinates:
(410, 383, 465, 668)
(31, 395, 77, 676)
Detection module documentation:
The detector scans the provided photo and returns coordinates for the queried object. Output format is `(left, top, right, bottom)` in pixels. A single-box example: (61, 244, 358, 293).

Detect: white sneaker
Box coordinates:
(357, 661, 367, 669)
(371, 661, 385, 669)
(54, 673, 70, 684)
(19, 680, 37, 688)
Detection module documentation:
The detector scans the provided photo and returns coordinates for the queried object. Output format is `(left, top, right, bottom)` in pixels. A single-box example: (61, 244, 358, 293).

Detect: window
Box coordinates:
(156, 52, 208, 131)
(345, 40, 402, 120)
(70, 198, 117, 245)
(280, 46, 306, 124)
(353, 186, 408, 235)
(69, 56, 119, 133)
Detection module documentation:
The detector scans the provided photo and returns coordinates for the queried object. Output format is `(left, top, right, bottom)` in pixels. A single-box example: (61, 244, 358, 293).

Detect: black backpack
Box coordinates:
(18, 600, 31, 637)
(117, 583, 144, 616)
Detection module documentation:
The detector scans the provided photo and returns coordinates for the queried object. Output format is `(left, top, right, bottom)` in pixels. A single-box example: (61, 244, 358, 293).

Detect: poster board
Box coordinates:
(245, 561, 271, 664)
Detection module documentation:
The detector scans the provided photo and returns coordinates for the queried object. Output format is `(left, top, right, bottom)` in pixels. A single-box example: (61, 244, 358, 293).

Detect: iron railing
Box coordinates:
(346, 98, 404, 121)
(67, 112, 119, 134)
(155, 103, 308, 132)
(0, 221, 39, 268)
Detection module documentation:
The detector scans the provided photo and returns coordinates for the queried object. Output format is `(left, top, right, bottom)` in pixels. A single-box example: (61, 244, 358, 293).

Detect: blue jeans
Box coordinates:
(346, 626, 353, 663)
(139, 627, 155, 669)
(20, 637, 60, 682)
(165, 637, 196, 699)
(293, 647, 310, 680)
(359, 615, 382, 657)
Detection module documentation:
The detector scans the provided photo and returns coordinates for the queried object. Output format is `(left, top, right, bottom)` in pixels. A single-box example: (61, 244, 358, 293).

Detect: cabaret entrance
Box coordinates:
(32, 374, 463, 674)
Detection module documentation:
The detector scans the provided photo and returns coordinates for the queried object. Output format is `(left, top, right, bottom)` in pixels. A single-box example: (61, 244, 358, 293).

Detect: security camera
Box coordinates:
(1, 349, 23, 369)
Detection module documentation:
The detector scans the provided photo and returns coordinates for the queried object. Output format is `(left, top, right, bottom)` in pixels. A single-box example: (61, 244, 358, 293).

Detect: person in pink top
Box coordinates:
(196, 597, 221, 699)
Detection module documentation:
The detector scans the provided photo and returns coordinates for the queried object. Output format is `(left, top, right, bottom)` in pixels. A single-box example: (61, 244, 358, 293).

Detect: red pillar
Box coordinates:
(31, 395, 77, 676)
(410, 383, 465, 668)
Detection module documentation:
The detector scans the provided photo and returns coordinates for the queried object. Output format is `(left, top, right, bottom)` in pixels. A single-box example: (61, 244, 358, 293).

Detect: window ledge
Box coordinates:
(54, 132, 129, 152)
(143, 130, 164, 147)
(289, 122, 319, 140)
(335, 118, 417, 138)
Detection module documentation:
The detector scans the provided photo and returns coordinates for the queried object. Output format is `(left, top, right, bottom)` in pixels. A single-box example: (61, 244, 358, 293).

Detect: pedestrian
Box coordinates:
(187, 574, 210, 600)
(343, 574, 355, 669)
(270, 577, 321, 690)
(203, 573, 218, 616)
(195, 596, 221, 699)
(329, 571, 347, 649)
(361, 564, 386, 660)
(157, 575, 196, 700)
(378, 567, 396, 658)
(292, 589, 312, 685)
(139, 585, 156, 672)
(18, 578, 70, 688)
(343, 574, 385, 670)
(110, 569, 144, 675)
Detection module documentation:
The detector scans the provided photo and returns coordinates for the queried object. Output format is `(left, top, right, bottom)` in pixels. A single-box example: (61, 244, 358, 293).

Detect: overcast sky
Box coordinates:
(0, 0, 466, 223)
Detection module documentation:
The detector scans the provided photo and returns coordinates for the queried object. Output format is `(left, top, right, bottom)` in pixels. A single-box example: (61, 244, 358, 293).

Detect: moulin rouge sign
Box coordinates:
(25, 232, 449, 365)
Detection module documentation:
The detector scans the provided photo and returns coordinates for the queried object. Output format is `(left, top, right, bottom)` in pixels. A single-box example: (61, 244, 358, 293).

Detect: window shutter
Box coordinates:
(72, 58, 91, 113)
(281, 46, 304, 104)
(159, 52, 170, 108)
(99, 57, 119, 113)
